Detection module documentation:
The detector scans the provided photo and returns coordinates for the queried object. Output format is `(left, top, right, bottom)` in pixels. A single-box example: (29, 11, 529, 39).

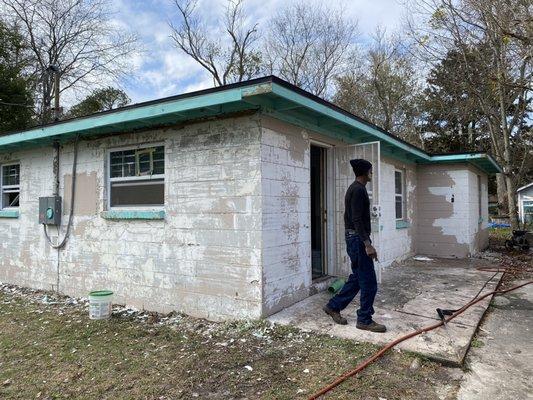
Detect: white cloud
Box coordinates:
(113, 0, 405, 103)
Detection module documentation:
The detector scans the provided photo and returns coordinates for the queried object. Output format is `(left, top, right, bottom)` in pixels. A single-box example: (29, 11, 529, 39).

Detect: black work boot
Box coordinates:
(323, 305, 348, 325)
(356, 320, 387, 333)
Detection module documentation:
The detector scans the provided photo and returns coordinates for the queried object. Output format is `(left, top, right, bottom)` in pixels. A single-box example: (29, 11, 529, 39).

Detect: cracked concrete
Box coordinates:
(457, 280, 533, 399)
(268, 257, 501, 365)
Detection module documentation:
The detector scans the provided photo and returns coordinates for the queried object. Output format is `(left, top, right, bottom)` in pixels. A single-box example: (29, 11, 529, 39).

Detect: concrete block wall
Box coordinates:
(0, 115, 264, 321)
(378, 157, 417, 266)
(260, 117, 311, 316)
(466, 166, 489, 252)
(415, 164, 488, 258)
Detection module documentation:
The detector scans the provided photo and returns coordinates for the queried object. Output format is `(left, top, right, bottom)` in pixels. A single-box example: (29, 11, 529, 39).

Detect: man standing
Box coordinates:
(323, 159, 386, 333)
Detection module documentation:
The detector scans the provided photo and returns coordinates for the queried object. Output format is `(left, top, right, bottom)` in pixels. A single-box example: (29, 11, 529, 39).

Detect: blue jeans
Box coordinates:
(327, 232, 377, 324)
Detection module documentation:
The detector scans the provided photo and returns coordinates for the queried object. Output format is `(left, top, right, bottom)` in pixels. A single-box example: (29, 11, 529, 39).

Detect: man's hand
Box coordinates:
(365, 244, 378, 261)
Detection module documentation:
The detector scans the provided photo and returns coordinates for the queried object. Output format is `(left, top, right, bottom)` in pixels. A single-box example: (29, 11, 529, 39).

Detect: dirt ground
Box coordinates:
(0, 228, 530, 400)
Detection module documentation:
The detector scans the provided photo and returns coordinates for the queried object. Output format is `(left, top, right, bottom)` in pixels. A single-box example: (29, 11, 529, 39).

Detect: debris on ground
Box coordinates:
(0, 281, 459, 399)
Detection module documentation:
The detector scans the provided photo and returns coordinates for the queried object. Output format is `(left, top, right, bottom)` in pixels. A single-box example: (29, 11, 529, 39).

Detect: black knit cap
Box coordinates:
(350, 159, 372, 177)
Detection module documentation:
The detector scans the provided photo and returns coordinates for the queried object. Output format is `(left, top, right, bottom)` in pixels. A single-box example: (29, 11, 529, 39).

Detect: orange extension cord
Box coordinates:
(308, 264, 533, 400)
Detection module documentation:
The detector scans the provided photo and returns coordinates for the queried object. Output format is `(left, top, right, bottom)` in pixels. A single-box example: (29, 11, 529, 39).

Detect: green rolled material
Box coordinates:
(328, 278, 346, 295)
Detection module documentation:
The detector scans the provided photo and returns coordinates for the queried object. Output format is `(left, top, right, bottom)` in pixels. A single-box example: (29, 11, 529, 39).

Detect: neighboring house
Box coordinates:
(0, 76, 501, 321)
(517, 182, 533, 225)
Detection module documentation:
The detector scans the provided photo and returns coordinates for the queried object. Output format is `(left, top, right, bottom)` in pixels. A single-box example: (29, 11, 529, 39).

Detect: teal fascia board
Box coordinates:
(101, 210, 165, 220)
(429, 153, 502, 174)
(270, 83, 430, 162)
(0, 209, 19, 218)
(396, 220, 410, 229)
(0, 76, 502, 175)
(0, 88, 244, 149)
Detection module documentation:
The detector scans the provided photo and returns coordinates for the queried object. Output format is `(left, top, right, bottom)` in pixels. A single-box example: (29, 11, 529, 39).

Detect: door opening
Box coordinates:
(311, 145, 327, 280)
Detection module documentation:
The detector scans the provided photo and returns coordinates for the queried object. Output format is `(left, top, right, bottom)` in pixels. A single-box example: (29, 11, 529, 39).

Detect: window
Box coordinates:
(108, 145, 164, 208)
(1, 163, 20, 209)
(394, 170, 405, 220)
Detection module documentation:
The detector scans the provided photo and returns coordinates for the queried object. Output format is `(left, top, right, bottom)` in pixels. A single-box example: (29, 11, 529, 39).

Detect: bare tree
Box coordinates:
(334, 30, 424, 144)
(168, 0, 261, 86)
(405, 0, 532, 227)
(1, 0, 137, 123)
(265, 2, 357, 98)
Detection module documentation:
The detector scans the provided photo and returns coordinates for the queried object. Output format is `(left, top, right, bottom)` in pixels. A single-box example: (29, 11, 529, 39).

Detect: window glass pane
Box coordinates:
(110, 149, 136, 178)
(110, 180, 164, 207)
(110, 146, 164, 178)
(137, 152, 152, 175)
(2, 164, 20, 186)
(395, 171, 402, 194)
(395, 196, 403, 219)
(153, 160, 164, 175)
(153, 146, 164, 175)
(2, 191, 19, 208)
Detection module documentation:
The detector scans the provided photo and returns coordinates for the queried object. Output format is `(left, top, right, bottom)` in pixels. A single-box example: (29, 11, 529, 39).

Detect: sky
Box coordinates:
(106, 0, 406, 105)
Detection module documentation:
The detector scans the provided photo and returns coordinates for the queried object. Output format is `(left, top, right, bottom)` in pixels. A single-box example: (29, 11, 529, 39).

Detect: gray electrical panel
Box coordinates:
(39, 196, 62, 225)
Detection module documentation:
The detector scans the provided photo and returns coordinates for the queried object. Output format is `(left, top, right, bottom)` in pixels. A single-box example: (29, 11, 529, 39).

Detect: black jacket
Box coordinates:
(344, 181, 371, 243)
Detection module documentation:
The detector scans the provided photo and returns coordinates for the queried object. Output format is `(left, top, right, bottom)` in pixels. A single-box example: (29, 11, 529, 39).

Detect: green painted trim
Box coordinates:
(101, 210, 165, 220)
(0, 209, 19, 218)
(0, 88, 244, 148)
(270, 83, 431, 161)
(0, 75, 501, 175)
(396, 220, 410, 229)
(429, 153, 502, 173)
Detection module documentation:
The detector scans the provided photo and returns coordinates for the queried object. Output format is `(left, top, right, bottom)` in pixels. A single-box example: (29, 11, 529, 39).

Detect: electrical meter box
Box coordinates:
(39, 196, 62, 225)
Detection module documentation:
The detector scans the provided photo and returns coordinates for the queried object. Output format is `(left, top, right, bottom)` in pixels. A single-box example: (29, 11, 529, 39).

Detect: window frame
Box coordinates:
(0, 162, 21, 210)
(394, 169, 406, 221)
(106, 143, 165, 210)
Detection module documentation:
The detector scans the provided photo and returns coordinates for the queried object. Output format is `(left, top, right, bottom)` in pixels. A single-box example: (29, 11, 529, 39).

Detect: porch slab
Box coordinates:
(267, 257, 502, 366)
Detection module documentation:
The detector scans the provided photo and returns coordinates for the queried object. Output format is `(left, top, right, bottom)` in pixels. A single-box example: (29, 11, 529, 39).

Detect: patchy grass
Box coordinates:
(0, 287, 459, 400)
(488, 227, 512, 249)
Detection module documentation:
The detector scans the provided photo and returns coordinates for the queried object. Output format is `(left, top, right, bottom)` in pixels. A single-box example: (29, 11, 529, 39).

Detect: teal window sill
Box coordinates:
(101, 210, 165, 220)
(0, 209, 19, 218)
(396, 220, 410, 229)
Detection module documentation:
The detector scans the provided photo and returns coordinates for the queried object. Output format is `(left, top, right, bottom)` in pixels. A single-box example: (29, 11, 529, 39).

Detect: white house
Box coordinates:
(0, 76, 501, 320)
(517, 182, 533, 225)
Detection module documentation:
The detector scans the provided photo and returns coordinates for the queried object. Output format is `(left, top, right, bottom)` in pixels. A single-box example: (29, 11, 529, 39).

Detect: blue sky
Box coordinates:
(107, 0, 405, 105)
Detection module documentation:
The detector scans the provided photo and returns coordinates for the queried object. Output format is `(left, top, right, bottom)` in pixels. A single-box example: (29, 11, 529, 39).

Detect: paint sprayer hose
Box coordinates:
(308, 264, 533, 400)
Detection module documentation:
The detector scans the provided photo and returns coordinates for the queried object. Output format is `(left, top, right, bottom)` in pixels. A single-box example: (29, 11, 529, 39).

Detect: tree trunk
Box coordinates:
(495, 53, 518, 229)
(505, 175, 518, 229)
(496, 173, 507, 214)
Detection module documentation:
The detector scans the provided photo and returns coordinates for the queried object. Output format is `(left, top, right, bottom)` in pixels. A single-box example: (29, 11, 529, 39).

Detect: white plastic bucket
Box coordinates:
(89, 290, 113, 320)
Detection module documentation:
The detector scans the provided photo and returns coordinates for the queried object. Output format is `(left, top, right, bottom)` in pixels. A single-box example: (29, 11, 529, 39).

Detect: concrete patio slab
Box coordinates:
(267, 257, 502, 365)
(457, 280, 533, 400)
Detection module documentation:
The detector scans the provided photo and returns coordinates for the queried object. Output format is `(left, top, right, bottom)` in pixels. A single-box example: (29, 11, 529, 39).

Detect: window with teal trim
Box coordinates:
(1, 163, 20, 209)
(108, 145, 164, 208)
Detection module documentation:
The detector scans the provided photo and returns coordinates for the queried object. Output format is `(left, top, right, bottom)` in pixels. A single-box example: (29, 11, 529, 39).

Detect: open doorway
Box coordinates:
(310, 145, 327, 280)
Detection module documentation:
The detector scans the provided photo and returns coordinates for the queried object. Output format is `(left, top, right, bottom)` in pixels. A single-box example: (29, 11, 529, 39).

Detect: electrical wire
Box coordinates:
(43, 134, 80, 249)
(308, 263, 533, 399)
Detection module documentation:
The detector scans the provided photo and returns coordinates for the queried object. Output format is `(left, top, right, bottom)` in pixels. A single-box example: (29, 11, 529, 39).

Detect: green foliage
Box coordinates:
(67, 87, 131, 118)
(0, 21, 34, 133)
(421, 48, 492, 153)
